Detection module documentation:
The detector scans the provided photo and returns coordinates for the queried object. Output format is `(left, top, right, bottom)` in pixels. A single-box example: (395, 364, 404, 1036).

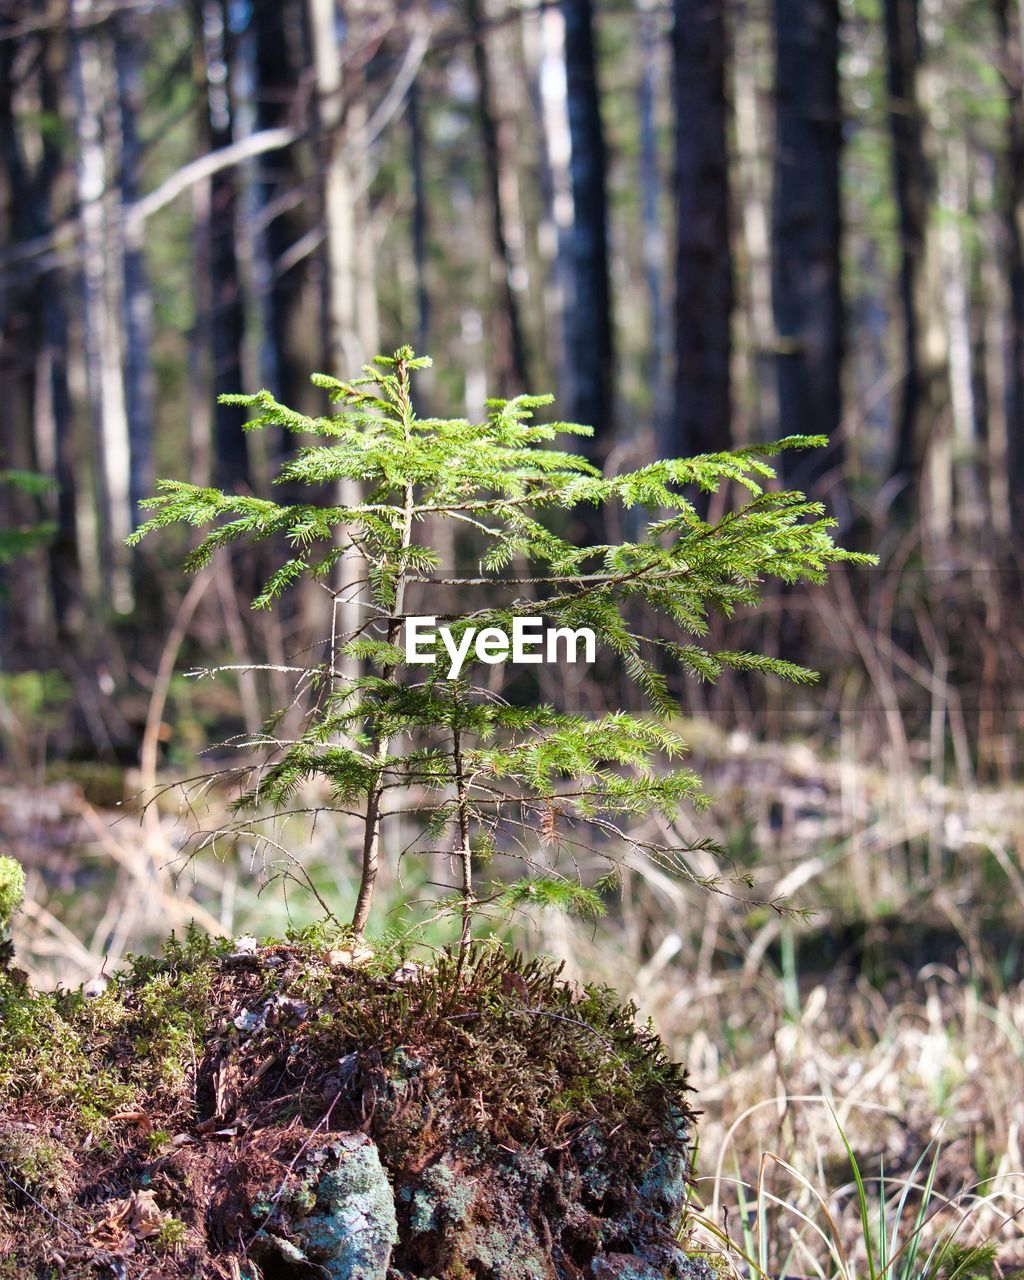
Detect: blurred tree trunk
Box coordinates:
(70, 0, 133, 612)
(407, 76, 431, 355)
(974, 153, 1011, 540)
(522, 0, 572, 397)
(467, 0, 529, 393)
(995, 0, 1024, 541)
(0, 15, 79, 639)
(884, 0, 950, 521)
(346, 0, 379, 365)
(37, 27, 80, 639)
(0, 31, 31, 428)
(938, 138, 984, 538)
(308, 0, 360, 374)
(733, 2, 775, 443)
(561, 0, 613, 455)
(638, 0, 668, 430)
(253, 0, 315, 418)
(0, 23, 39, 655)
(194, 0, 249, 490)
(189, 176, 214, 489)
(772, 0, 844, 499)
(670, 0, 732, 459)
(307, 0, 362, 674)
(115, 9, 155, 522)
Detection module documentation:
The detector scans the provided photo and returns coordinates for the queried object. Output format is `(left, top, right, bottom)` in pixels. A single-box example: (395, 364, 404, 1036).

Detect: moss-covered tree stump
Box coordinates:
(0, 931, 705, 1279)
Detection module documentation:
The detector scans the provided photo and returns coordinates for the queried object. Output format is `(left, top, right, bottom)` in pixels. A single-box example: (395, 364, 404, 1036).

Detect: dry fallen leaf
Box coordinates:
(213, 1056, 242, 1119)
(89, 1189, 166, 1248)
(88, 1196, 133, 1248)
(129, 1189, 164, 1239)
(327, 943, 374, 968)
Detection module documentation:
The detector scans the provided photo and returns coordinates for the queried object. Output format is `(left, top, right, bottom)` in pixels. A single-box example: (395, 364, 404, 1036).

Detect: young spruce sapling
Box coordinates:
(129, 348, 871, 950)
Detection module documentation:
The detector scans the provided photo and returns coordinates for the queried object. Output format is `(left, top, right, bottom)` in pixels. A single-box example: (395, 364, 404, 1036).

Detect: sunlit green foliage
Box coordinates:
(0, 469, 54, 570)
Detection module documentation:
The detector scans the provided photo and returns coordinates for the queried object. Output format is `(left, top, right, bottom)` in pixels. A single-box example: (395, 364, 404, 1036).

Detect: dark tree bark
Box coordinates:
(467, 0, 529, 394)
(772, 0, 844, 494)
(0, 18, 79, 648)
(407, 75, 431, 356)
(252, 0, 313, 420)
(670, 0, 732, 459)
(194, 0, 249, 490)
(0, 27, 33, 448)
(884, 0, 949, 508)
(37, 28, 79, 638)
(995, 0, 1024, 540)
(0, 24, 37, 656)
(638, 0, 668, 425)
(562, 0, 614, 455)
(116, 8, 155, 521)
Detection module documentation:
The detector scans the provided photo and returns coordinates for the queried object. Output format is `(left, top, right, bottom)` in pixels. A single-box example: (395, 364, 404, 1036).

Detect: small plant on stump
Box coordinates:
(129, 347, 870, 949)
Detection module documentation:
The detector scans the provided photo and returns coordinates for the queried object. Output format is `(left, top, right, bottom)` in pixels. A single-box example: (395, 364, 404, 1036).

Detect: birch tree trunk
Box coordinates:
(189, 176, 214, 489)
(70, 0, 133, 613)
(308, 0, 363, 678)
(937, 136, 983, 538)
(346, 0, 379, 368)
(407, 75, 431, 355)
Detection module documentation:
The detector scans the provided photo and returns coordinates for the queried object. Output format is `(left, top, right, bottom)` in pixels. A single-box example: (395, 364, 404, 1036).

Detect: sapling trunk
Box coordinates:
(351, 355, 417, 937)
(451, 686, 475, 957)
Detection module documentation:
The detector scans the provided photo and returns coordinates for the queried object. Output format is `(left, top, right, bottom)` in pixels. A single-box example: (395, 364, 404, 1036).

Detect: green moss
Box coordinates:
(0, 925, 238, 1129)
(128, 921, 234, 978)
(0, 975, 132, 1119)
(680, 1250, 733, 1280)
(0, 1129, 68, 1199)
(0, 857, 25, 926)
(0, 1261, 60, 1280)
(130, 966, 216, 1085)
